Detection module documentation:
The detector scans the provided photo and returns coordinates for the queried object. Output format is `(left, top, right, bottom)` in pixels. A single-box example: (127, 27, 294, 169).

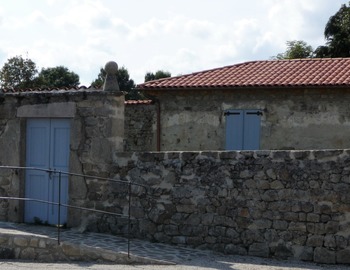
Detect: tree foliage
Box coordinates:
(91, 66, 145, 100)
(272, 40, 314, 60)
(144, 70, 171, 82)
(36, 66, 80, 88)
(0, 55, 81, 89)
(315, 2, 350, 57)
(91, 66, 135, 90)
(0, 55, 38, 89)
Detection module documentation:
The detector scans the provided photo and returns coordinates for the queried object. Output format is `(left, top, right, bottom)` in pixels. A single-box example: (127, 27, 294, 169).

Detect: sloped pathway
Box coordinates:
(0, 222, 210, 264)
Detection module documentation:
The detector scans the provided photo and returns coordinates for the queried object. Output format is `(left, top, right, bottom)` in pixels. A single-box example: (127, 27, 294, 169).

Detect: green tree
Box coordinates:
(315, 2, 350, 57)
(35, 66, 80, 88)
(91, 66, 135, 90)
(272, 40, 314, 60)
(91, 67, 105, 88)
(144, 70, 171, 82)
(0, 55, 38, 89)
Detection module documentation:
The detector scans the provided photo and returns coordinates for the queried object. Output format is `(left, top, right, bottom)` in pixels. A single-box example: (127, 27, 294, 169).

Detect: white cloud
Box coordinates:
(0, 0, 348, 86)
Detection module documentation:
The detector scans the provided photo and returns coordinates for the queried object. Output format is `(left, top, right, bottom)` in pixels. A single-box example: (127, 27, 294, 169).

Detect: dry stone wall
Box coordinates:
(124, 103, 157, 151)
(77, 149, 350, 264)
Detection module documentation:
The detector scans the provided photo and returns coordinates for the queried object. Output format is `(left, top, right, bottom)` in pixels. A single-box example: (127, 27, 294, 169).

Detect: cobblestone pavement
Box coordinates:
(0, 222, 349, 269)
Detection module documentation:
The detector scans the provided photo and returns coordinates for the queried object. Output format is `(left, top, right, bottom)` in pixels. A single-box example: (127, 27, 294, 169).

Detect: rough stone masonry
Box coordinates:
(73, 149, 350, 265)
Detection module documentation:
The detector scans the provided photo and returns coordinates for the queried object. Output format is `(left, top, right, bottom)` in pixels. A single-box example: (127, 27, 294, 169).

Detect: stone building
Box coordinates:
(2, 59, 350, 265)
(0, 61, 124, 225)
(137, 58, 350, 151)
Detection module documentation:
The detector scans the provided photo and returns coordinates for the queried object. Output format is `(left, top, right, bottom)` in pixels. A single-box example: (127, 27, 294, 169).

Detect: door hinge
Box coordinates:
(224, 112, 241, 116)
(246, 111, 263, 116)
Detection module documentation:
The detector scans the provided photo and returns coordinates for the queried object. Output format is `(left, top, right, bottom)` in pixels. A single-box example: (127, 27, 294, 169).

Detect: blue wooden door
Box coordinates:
(25, 119, 70, 225)
(225, 110, 261, 150)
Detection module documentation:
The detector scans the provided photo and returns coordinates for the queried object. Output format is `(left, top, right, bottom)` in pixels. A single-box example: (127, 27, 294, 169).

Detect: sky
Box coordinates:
(0, 0, 348, 86)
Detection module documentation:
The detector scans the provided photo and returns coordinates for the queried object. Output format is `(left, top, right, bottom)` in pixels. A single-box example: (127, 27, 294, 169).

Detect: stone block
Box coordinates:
(256, 180, 270, 189)
(209, 226, 226, 237)
(0, 247, 15, 259)
(176, 204, 196, 214)
(61, 243, 81, 257)
(29, 238, 39, 247)
(226, 228, 239, 239)
(266, 169, 277, 179)
(298, 213, 306, 221)
(288, 222, 306, 232)
(13, 237, 29, 247)
(284, 212, 299, 221)
(273, 242, 293, 259)
(249, 219, 272, 230)
(270, 180, 284, 189)
(101, 252, 117, 262)
(153, 232, 171, 243)
(201, 213, 214, 225)
(325, 221, 339, 234)
(205, 236, 216, 244)
(261, 190, 278, 201)
(20, 247, 35, 260)
(172, 236, 186, 244)
(324, 235, 336, 248)
(306, 235, 324, 247)
(292, 245, 314, 261)
(336, 248, 350, 264)
(306, 213, 320, 222)
(248, 243, 269, 258)
(0, 236, 8, 244)
(273, 220, 288, 230)
(186, 237, 203, 246)
(314, 247, 335, 264)
(335, 235, 348, 249)
(300, 202, 313, 213)
(164, 225, 179, 236)
(225, 244, 247, 255)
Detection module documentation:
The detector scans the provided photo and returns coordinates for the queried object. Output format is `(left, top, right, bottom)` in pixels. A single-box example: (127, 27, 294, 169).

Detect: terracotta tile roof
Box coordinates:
(0, 85, 152, 105)
(1, 85, 99, 93)
(138, 58, 350, 90)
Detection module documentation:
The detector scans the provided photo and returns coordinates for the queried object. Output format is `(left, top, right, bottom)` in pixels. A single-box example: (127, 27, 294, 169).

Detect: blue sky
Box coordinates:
(0, 0, 347, 85)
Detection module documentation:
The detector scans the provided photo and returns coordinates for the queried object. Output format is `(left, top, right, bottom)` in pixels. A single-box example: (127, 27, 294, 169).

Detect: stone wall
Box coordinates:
(147, 88, 350, 151)
(77, 149, 350, 264)
(124, 102, 157, 151)
(0, 90, 124, 223)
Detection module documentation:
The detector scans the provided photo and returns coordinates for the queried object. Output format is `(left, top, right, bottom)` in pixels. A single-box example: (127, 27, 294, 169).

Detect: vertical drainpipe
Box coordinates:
(156, 98, 161, 151)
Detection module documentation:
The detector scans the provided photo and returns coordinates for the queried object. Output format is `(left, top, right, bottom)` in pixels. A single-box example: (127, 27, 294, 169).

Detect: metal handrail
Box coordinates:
(0, 165, 146, 258)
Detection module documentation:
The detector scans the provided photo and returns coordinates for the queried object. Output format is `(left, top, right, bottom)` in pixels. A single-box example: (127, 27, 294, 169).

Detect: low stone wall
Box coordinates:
(75, 149, 350, 264)
(0, 229, 154, 263)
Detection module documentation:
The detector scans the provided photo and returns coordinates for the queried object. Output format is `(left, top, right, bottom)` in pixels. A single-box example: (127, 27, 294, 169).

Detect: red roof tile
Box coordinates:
(124, 100, 153, 105)
(1, 85, 99, 93)
(138, 58, 350, 90)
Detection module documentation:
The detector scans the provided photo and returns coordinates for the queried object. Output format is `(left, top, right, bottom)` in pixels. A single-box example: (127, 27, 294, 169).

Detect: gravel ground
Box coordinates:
(1, 255, 349, 270)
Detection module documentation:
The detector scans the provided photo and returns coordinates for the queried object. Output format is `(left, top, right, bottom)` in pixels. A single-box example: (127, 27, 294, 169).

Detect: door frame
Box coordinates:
(24, 118, 71, 225)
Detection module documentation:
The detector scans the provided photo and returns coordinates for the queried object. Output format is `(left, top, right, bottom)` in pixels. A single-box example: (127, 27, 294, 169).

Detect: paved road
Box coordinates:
(1, 255, 349, 270)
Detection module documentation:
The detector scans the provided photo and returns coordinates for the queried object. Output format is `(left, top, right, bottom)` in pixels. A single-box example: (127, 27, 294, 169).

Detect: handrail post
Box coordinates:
(128, 181, 131, 258)
(57, 170, 61, 245)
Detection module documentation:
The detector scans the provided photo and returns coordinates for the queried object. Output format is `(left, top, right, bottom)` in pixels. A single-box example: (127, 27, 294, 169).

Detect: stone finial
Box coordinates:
(103, 61, 120, 92)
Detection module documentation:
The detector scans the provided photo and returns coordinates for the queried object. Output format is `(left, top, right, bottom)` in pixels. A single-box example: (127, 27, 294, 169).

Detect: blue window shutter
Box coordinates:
(225, 110, 244, 150)
(243, 110, 261, 150)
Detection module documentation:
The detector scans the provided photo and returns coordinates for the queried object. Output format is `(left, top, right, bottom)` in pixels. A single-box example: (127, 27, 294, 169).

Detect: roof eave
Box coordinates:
(138, 84, 350, 93)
